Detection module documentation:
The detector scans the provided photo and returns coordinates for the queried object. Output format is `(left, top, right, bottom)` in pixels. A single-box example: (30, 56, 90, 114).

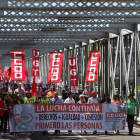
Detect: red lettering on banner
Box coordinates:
(11, 50, 25, 80)
(35, 122, 60, 129)
(68, 57, 78, 93)
(62, 122, 72, 129)
(35, 103, 102, 113)
(106, 112, 124, 118)
(85, 51, 100, 82)
(73, 122, 102, 129)
(47, 52, 63, 83)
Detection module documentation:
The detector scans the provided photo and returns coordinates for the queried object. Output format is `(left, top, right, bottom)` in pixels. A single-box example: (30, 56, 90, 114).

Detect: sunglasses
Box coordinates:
(42, 95, 46, 96)
(80, 97, 84, 98)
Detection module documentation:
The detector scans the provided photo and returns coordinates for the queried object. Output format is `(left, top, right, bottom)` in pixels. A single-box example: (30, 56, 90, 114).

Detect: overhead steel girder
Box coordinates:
(0, 38, 90, 43)
(0, 28, 133, 35)
(0, 31, 107, 37)
(0, 24, 135, 32)
(1, 0, 139, 8)
(1, 9, 140, 18)
(0, 35, 105, 40)
(0, 23, 136, 30)
(2, 17, 140, 24)
(2, 7, 140, 10)
(0, 17, 134, 24)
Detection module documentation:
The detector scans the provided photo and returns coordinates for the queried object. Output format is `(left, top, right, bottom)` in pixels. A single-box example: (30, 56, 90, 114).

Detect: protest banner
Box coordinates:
(10, 50, 25, 80)
(32, 49, 40, 83)
(9, 103, 127, 132)
(85, 51, 100, 82)
(47, 52, 63, 83)
(68, 57, 78, 93)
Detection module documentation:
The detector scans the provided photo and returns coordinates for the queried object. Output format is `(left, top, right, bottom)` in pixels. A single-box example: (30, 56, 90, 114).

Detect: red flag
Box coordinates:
(85, 51, 100, 82)
(32, 49, 40, 83)
(32, 76, 38, 100)
(10, 50, 25, 80)
(47, 52, 63, 83)
(68, 57, 78, 93)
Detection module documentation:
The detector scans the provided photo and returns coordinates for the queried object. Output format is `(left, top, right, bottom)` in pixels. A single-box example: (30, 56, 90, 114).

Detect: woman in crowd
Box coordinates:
(77, 94, 87, 134)
(112, 93, 122, 134)
(101, 92, 111, 135)
(0, 93, 11, 137)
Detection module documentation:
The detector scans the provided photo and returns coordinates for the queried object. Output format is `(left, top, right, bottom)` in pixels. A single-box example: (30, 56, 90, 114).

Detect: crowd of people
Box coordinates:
(0, 81, 139, 137)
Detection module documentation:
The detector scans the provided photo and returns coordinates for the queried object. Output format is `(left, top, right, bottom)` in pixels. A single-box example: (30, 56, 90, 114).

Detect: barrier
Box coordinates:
(9, 103, 127, 132)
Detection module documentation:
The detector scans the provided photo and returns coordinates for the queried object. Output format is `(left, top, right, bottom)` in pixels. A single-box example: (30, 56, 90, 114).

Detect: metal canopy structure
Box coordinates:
(0, 0, 140, 66)
(1, 0, 140, 103)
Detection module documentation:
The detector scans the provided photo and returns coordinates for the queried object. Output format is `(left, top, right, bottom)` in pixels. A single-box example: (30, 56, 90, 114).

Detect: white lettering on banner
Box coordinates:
(88, 53, 98, 81)
(53, 53, 61, 60)
(51, 53, 61, 81)
(33, 69, 39, 76)
(70, 69, 76, 75)
(9, 104, 127, 132)
(14, 52, 22, 65)
(33, 51, 40, 58)
(33, 60, 39, 67)
(69, 59, 75, 66)
(52, 60, 60, 66)
(14, 66, 22, 72)
(15, 73, 22, 78)
(91, 53, 98, 59)
(71, 79, 76, 85)
(13, 52, 23, 78)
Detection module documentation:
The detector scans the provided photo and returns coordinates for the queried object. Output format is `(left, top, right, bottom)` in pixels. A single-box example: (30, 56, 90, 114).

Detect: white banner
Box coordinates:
(9, 103, 127, 132)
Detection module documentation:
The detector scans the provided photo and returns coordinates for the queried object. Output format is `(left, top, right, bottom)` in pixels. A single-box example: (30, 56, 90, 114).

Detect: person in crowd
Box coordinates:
(112, 93, 122, 134)
(125, 93, 139, 135)
(101, 92, 111, 135)
(51, 92, 63, 135)
(8, 85, 14, 96)
(73, 90, 83, 103)
(37, 83, 43, 100)
(112, 93, 122, 104)
(0, 93, 11, 137)
(62, 86, 69, 101)
(46, 83, 51, 90)
(39, 92, 51, 135)
(23, 89, 36, 104)
(10, 94, 20, 136)
(39, 92, 50, 104)
(3, 85, 8, 92)
(87, 91, 101, 135)
(83, 85, 91, 102)
(64, 91, 75, 134)
(25, 83, 31, 91)
(48, 86, 55, 99)
(14, 82, 25, 104)
(14, 83, 18, 90)
(77, 94, 87, 134)
(52, 84, 56, 91)
(23, 89, 36, 135)
(0, 92, 2, 100)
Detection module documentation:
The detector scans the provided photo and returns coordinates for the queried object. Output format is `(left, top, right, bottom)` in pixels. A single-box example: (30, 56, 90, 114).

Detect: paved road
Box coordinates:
(1, 126, 140, 140)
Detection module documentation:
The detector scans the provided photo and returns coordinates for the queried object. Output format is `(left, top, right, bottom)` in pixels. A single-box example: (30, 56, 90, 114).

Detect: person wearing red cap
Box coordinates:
(83, 85, 91, 102)
(87, 91, 101, 135)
